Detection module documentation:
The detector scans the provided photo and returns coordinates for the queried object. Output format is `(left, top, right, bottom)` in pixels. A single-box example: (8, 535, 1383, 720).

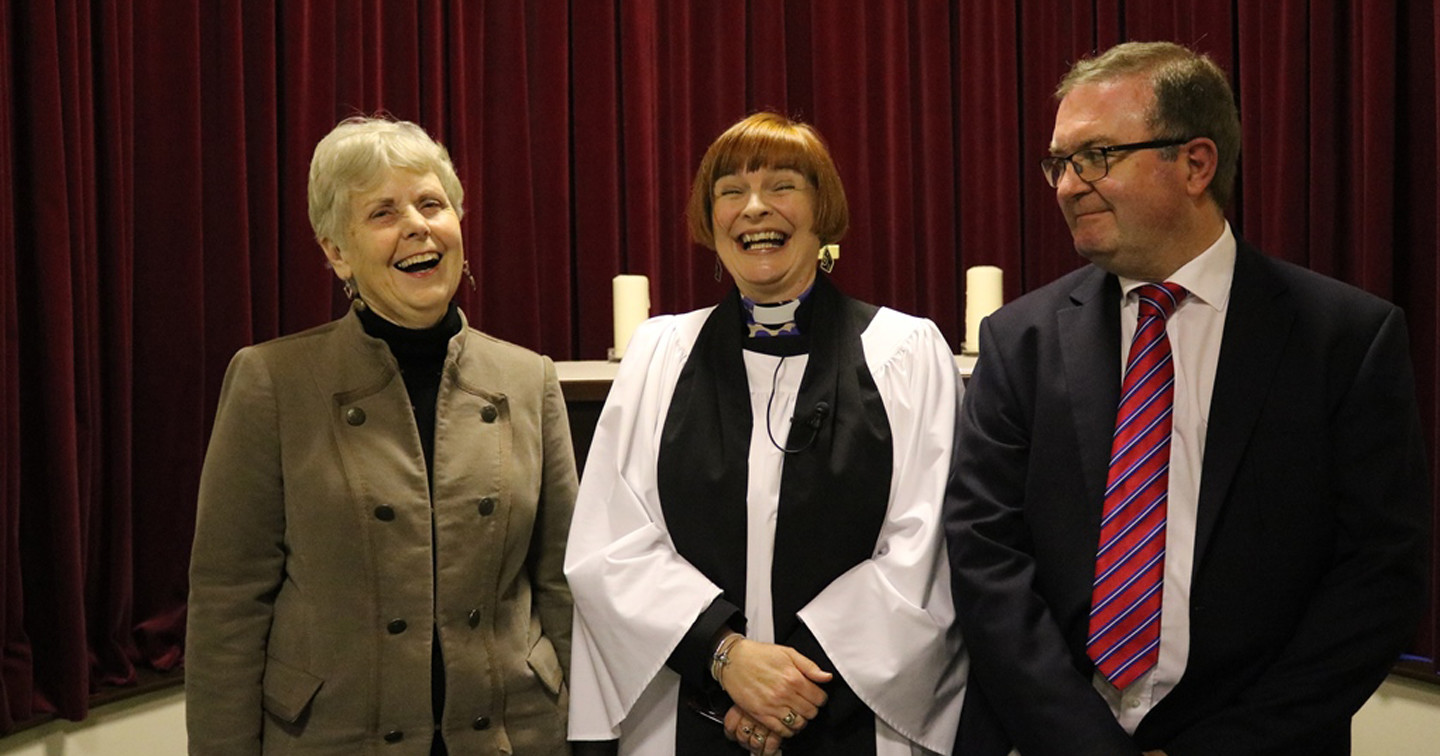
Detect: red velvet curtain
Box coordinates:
(2, 0, 1437, 730)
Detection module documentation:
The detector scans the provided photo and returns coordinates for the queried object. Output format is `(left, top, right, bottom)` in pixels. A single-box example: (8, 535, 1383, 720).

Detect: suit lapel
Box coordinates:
(1058, 268, 1124, 511)
(1194, 243, 1293, 561)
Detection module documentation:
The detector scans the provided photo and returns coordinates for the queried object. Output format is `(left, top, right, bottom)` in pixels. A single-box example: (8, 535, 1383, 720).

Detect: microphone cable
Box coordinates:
(765, 355, 830, 454)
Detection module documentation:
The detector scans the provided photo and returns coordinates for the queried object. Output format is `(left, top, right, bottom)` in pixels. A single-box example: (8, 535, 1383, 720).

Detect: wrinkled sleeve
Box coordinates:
(796, 316, 967, 755)
(185, 347, 287, 756)
(564, 316, 725, 739)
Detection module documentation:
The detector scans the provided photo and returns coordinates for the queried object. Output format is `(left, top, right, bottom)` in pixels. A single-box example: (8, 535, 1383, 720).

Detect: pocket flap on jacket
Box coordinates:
(526, 635, 564, 696)
(262, 655, 324, 724)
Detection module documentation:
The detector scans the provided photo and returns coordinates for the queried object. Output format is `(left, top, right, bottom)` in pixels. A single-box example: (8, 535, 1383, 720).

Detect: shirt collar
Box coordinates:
(1118, 221, 1236, 314)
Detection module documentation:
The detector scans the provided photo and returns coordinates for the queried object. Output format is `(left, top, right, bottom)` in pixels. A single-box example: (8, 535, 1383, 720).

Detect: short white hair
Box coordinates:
(307, 116, 464, 244)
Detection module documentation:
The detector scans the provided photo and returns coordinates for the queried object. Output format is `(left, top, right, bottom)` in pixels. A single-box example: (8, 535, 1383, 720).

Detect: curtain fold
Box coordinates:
(957, 0, 1022, 315)
(1, 0, 26, 733)
(16, 0, 98, 724)
(91, 0, 136, 690)
(1400, 0, 1440, 667)
(2, 0, 1437, 730)
(129, 0, 204, 692)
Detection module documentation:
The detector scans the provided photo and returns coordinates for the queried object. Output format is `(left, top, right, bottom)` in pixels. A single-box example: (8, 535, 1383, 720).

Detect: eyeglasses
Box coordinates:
(1040, 138, 1192, 187)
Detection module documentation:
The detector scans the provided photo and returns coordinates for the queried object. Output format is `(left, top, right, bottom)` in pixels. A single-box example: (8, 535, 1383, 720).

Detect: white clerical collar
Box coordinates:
(751, 298, 802, 327)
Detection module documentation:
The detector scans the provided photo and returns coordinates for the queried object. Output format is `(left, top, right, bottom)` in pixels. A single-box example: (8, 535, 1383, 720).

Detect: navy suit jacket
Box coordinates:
(944, 241, 1429, 756)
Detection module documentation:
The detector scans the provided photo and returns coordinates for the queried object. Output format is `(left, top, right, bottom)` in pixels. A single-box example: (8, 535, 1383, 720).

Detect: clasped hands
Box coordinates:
(717, 637, 832, 755)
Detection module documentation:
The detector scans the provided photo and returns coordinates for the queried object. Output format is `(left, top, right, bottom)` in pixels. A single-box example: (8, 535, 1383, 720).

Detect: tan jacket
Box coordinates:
(186, 308, 577, 755)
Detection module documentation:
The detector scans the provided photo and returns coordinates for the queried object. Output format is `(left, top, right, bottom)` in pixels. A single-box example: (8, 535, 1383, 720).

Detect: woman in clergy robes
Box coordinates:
(566, 112, 967, 756)
(186, 116, 577, 755)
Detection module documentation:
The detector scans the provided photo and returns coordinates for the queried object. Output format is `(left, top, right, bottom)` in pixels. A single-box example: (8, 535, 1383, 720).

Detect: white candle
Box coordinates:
(612, 274, 650, 361)
(963, 265, 1003, 354)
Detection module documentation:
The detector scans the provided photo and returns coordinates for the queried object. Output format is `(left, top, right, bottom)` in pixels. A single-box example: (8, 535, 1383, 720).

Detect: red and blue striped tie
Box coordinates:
(1088, 281, 1186, 690)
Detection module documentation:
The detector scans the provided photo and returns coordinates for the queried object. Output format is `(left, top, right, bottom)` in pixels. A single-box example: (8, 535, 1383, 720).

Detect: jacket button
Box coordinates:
(472, 716, 491, 730)
(387, 618, 407, 634)
(467, 609, 481, 628)
(383, 730, 404, 743)
(345, 407, 366, 426)
(477, 497, 496, 516)
(480, 404, 498, 422)
(374, 505, 395, 522)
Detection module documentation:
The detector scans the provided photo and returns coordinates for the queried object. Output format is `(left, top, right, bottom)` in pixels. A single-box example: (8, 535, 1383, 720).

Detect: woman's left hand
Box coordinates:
(719, 638, 828, 738)
(724, 705, 784, 755)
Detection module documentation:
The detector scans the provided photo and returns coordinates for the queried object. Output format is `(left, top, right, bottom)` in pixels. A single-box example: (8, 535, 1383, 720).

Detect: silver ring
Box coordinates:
(782, 710, 797, 727)
(742, 725, 752, 736)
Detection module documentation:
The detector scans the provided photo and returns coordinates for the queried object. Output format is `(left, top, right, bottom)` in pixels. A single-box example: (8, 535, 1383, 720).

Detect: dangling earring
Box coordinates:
(342, 278, 367, 310)
(714, 255, 724, 282)
(818, 244, 839, 274)
(462, 258, 477, 290)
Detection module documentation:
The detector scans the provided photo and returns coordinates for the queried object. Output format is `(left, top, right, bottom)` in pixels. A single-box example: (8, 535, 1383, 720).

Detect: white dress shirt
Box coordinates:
(1095, 223, 1237, 732)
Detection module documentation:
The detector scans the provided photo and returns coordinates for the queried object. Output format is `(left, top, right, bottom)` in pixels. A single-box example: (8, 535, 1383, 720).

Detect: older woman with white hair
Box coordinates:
(186, 116, 577, 755)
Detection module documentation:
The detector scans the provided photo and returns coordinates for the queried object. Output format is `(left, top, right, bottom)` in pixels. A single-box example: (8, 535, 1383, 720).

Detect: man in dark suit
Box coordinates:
(943, 41, 1429, 756)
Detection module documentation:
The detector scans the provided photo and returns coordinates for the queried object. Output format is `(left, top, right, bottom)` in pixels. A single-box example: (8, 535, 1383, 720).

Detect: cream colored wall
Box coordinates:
(1354, 675, 1440, 755)
(0, 687, 185, 756)
(0, 675, 1435, 754)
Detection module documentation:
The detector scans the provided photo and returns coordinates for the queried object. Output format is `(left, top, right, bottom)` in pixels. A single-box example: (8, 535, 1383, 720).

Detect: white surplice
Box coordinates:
(566, 305, 967, 755)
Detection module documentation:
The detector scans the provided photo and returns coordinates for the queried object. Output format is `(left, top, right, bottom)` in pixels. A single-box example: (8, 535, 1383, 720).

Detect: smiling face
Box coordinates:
(321, 167, 464, 328)
(711, 167, 821, 302)
(1051, 76, 1197, 280)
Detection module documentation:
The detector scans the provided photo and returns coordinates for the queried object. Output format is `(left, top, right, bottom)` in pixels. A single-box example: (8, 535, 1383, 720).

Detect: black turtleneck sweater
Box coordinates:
(357, 303, 462, 483)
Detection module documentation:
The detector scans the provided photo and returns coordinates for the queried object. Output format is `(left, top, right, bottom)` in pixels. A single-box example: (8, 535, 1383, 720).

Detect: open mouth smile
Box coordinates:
(394, 252, 442, 273)
(740, 231, 789, 251)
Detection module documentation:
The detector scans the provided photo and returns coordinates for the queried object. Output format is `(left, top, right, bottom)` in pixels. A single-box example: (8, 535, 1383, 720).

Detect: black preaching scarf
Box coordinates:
(657, 274, 893, 755)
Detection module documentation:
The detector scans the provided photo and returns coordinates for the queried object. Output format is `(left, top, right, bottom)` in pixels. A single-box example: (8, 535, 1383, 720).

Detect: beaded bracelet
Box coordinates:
(710, 632, 744, 689)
